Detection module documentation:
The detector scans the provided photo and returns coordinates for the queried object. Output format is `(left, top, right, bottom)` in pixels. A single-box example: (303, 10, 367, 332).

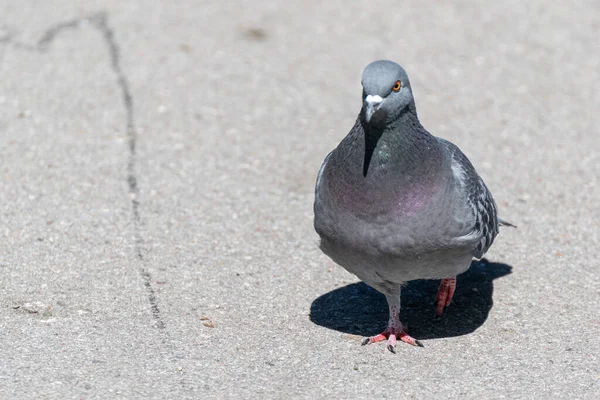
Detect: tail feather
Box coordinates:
(498, 217, 517, 228)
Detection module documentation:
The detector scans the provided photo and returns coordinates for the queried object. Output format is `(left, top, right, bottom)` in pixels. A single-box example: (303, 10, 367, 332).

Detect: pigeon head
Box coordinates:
(361, 60, 414, 126)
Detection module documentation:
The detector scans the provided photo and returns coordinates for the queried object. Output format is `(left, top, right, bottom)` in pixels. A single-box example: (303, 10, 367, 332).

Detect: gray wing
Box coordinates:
(437, 137, 499, 259)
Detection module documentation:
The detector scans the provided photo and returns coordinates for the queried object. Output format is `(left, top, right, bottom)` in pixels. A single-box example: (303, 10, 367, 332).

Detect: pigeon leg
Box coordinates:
(361, 291, 423, 352)
(435, 277, 457, 316)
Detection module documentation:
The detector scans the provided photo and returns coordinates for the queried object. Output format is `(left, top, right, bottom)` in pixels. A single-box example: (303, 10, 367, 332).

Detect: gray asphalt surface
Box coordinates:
(1, 1, 598, 399)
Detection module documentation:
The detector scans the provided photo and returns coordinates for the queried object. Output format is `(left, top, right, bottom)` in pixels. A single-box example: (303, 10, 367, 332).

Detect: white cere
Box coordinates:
(365, 95, 383, 104)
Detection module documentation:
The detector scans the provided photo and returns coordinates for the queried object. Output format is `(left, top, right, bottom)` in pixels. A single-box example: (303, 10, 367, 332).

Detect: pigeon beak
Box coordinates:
(364, 95, 383, 123)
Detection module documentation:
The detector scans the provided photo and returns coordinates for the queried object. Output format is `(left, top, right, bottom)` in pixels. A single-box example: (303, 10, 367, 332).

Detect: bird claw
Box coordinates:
(362, 326, 422, 352)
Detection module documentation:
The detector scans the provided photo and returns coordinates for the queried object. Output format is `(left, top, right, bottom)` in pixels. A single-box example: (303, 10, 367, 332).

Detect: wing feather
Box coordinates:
(438, 138, 499, 258)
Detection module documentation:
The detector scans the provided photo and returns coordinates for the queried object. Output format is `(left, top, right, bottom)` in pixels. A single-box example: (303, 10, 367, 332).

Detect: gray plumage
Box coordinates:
(313, 60, 513, 351)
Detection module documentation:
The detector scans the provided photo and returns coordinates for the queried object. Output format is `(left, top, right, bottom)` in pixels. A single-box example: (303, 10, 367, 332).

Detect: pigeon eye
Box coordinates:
(393, 80, 401, 91)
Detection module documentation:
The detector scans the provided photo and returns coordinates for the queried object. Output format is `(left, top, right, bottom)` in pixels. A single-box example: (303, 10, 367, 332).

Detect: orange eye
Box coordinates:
(393, 80, 401, 91)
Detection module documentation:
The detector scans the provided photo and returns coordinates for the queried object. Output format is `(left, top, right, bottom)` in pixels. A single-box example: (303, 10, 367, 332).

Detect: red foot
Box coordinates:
(435, 277, 457, 316)
(362, 325, 423, 353)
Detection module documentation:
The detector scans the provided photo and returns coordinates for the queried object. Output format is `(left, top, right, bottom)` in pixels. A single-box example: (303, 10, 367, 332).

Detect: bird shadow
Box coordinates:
(309, 258, 512, 340)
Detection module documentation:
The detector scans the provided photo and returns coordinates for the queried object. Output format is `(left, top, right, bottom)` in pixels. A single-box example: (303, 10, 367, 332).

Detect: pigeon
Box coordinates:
(313, 60, 515, 352)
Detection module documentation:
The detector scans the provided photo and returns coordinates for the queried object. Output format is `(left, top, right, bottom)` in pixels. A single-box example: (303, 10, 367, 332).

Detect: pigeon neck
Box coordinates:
(362, 102, 435, 177)
(385, 101, 421, 133)
(364, 101, 421, 136)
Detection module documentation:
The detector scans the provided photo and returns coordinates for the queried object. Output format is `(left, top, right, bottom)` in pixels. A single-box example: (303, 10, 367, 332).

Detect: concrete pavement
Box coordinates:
(1, 1, 598, 398)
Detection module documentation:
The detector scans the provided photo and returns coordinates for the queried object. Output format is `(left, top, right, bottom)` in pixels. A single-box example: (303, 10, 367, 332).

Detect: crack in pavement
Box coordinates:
(2, 12, 171, 337)
(87, 13, 167, 331)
